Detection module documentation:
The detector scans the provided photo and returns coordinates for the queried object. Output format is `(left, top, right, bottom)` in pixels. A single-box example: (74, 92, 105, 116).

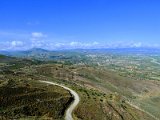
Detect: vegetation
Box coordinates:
(0, 49, 160, 119)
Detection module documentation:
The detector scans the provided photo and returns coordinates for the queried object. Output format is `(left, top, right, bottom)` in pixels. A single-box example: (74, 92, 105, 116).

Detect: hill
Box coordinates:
(0, 53, 160, 119)
(0, 55, 73, 119)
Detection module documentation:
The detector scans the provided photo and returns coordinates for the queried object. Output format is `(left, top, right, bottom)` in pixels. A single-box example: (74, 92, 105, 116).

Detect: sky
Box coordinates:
(0, 0, 160, 50)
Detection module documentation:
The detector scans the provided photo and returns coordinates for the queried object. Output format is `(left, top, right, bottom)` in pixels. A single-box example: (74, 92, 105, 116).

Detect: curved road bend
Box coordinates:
(39, 80, 80, 120)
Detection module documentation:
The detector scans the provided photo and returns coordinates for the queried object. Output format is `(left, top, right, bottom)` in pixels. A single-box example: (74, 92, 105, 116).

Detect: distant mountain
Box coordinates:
(1, 47, 160, 61)
(24, 48, 50, 53)
(0, 48, 52, 60)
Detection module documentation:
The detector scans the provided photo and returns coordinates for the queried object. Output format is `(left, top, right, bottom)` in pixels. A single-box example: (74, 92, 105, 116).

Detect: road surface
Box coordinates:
(40, 80, 80, 120)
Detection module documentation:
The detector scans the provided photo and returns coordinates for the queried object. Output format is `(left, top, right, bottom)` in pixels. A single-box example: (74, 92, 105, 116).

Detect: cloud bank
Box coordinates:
(0, 31, 159, 51)
(0, 40, 158, 51)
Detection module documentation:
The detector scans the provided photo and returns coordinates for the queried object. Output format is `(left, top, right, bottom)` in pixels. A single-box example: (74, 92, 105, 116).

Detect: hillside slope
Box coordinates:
(0, 54, 159, 119)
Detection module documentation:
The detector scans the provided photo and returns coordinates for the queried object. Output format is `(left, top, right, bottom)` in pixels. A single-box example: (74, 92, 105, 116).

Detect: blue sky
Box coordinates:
(0, 0, 160, 50)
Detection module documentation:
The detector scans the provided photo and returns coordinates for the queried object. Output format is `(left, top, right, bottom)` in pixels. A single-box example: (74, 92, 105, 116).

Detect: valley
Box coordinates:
(0, 49, 160, 119)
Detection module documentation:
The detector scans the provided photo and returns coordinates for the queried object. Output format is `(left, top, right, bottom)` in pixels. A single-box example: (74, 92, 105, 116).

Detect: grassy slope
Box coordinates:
(0, 79, 73, 120)
(0, 55, 159, 119)
(0, 56, 73, 120)
(31, 63, 157, 120)
(75, 66, 160, 119)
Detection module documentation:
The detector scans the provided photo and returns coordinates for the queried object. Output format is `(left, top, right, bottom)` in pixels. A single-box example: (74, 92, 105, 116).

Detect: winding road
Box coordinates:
(39, 80, 80, 120)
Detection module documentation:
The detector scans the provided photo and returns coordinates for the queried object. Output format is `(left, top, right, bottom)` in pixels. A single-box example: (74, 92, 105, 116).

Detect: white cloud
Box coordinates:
(93, 41, 99, 45)
(103, 41, 143, 48)
(30, 32, 47, 44)
(0, 37, 159, 51)
(0, 40, 27, 50)
(45, 41, 99, 49)
(55, 43, 65, 47)
(32, 41, 45, 48)
(31, 32, 46, 38)
(70, 42, 80, 46)
(11, 41, 24, 47)
(132, 42, 142, 47)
